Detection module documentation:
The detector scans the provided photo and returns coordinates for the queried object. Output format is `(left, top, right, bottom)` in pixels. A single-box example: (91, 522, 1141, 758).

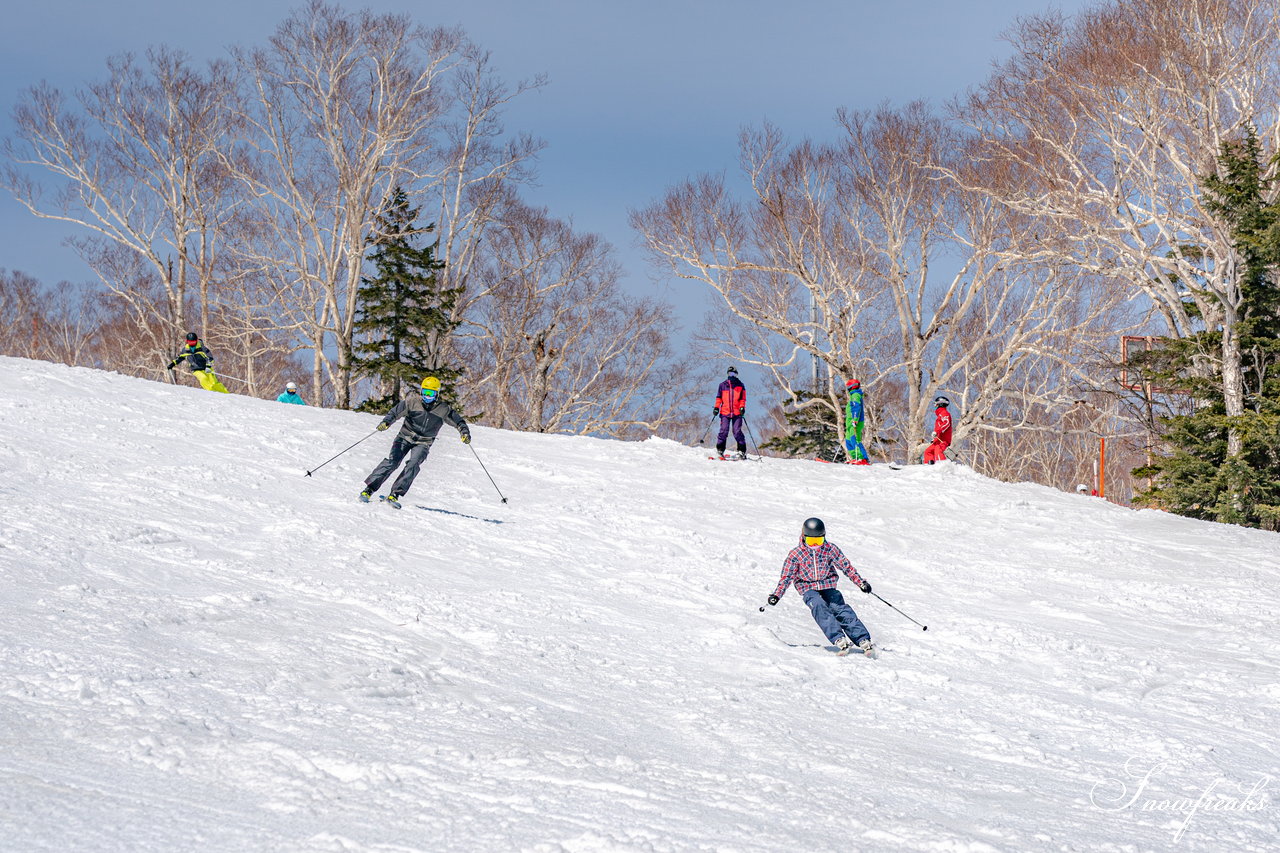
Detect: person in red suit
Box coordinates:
(923, 395, 953, 464)
(713, 366, 747, 460)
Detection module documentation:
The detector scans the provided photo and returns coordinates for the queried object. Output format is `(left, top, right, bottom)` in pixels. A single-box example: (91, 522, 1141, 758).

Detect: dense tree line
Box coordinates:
(5, 0, 1279, 526)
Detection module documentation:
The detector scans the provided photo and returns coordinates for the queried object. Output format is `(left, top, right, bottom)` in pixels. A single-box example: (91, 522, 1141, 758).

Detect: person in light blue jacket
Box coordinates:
(277, 382, 306, 405)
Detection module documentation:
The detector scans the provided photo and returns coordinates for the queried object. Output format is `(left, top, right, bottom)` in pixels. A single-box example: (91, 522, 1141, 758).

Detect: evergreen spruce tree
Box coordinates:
(1133, 128, 1280, 529)
(352, 187, 462, 414)
(760, 391, 844, 460)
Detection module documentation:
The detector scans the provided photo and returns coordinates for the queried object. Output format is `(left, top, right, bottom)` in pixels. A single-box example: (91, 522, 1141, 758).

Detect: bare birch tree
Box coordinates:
(955, 0, 1280, 464)
(463, 201, 691, 436)
(634, 104, 1126, 462)
(428, 47, 545, 325)
(632, 123, 892, 452)
(3, 48, 242, 356)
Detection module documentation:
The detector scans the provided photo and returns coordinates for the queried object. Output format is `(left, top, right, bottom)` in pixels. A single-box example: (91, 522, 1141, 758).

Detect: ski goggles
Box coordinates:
(421, 388, 438, 401)
(804, 536, 824, 547)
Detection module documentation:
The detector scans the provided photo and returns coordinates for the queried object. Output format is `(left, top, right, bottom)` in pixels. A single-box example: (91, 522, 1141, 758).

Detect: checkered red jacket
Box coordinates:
(773, 539, 865, 600)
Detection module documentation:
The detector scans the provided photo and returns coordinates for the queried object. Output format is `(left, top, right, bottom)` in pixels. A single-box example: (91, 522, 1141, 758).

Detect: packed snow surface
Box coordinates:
(1, 356, 1278, 852)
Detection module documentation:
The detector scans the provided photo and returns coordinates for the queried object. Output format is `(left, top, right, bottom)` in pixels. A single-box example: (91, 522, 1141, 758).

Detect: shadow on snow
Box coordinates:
(409, 504, 505, 525)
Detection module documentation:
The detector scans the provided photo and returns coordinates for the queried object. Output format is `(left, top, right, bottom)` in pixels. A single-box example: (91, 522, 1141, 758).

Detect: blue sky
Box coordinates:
(0, 0, 1093, 325)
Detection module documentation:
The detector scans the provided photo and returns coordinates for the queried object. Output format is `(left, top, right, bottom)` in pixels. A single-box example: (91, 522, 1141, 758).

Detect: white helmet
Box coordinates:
(285, 382, 297, 391)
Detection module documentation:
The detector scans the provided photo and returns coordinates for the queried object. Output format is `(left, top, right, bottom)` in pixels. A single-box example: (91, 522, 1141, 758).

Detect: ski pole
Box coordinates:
(304, 430, 379, 477)
(469, 443, 508, 504)
(870, 592, 928, 631)
(743, 417, 763, 461)
(696, 413, 717, 445)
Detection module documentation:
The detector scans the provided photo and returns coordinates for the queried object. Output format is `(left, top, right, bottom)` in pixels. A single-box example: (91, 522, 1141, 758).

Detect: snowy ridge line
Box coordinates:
(1, 356, 1279, 853)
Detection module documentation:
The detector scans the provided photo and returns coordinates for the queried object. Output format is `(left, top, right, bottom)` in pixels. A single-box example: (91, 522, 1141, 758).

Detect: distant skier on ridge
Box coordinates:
(713, 366, 747, 460)
(166, 331, 228, 393)
(277, 381, 306, 405)
(923, 395, 953, 464)
(843, 379, 870, 465)
(360, 376, 470, 509)
(765, 517, 875, 656)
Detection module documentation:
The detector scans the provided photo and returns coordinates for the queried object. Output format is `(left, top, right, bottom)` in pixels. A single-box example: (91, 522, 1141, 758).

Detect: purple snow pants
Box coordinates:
(716, 415, 746, 454)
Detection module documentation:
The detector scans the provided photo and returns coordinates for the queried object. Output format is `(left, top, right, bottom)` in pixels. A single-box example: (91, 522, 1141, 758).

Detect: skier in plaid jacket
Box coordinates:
(766, 517, 874, 654)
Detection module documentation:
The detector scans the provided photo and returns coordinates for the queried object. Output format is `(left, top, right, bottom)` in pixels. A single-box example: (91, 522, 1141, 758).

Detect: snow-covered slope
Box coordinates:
(1, 356, 1277, 853)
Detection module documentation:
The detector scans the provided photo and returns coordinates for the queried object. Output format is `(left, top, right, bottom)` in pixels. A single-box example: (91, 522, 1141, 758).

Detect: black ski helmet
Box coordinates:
(185, 331, 198, 343)
(802, 517, 825, 538)
(727, 366, 738, 376)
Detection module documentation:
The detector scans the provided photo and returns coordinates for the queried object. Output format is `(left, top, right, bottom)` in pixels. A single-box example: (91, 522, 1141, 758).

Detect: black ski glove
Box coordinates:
(460, 429, 471, 444)
(858, 580, 872, 594)
(767, 595, 779, 606)
(713, 407, 720, 416)
(376, 422, 389, 431)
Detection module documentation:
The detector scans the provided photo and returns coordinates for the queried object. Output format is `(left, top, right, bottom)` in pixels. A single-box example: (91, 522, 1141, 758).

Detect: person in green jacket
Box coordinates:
(843, 379, 869, 464)
(167, 332, 228, 393)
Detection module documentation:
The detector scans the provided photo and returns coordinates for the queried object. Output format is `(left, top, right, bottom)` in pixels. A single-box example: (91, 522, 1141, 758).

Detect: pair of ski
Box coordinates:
(765, 626, 877, 658)
(815, 458, 903, 469)
(359, 493, 401, 509)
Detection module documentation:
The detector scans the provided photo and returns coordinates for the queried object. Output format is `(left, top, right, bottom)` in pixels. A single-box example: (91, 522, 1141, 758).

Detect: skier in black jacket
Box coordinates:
(360, 376, 470, 508)
(166, 332, 228, 393)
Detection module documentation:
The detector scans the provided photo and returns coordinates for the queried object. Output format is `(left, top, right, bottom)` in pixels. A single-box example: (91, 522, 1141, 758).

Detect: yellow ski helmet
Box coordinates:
(421, 376, 442, 392)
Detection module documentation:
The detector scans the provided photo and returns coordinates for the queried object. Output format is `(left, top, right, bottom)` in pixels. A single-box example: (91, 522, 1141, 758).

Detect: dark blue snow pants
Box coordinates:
(802, 588, 871, 645)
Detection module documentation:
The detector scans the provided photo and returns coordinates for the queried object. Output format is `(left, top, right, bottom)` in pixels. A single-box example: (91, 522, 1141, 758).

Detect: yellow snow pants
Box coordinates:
(196, 370, 229, 393)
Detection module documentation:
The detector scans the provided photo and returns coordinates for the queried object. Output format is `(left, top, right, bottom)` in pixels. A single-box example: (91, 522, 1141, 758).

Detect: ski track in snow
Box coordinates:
(1, 356, 1278, 852)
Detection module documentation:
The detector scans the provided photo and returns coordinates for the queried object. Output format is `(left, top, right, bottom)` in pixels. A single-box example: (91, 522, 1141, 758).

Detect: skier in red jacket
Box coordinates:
(713, 366, 747, 460)
(923, 395, 952, 464)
